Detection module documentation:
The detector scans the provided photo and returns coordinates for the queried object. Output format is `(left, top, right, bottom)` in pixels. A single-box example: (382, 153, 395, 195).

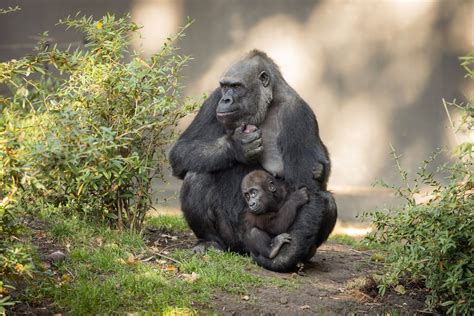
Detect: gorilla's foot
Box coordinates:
(192, 240, 224, 254)
(303, 245, 318, 262)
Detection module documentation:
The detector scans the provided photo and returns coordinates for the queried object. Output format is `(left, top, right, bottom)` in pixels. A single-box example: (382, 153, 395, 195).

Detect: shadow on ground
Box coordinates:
(206, 241, 429, 315)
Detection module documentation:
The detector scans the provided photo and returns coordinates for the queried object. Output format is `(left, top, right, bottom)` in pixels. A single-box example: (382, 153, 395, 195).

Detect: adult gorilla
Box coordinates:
(169, 50, 337, 272)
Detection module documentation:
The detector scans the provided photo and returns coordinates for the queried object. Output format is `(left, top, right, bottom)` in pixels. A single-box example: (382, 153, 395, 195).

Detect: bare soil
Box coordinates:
(207, 241, 432, 315)
(10, 223, 434, 315)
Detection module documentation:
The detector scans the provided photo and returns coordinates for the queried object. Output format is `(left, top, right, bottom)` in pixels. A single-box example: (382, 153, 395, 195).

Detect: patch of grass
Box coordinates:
(49, 215, 145, 249)
(145, 214, 189, 232)
(176, 250, 264, 294)
(329, 234, 360, 247)
(24, 215, 288, 314)
(49, 216, 93, 243)
(330, 234, 382, 251)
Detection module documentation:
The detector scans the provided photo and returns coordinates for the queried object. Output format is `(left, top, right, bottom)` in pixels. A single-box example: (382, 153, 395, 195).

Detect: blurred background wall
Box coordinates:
(1, 0, 473, 222)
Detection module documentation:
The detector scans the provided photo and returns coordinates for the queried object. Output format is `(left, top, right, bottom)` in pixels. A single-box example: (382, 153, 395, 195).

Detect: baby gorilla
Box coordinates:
(241, 170, 309, 259)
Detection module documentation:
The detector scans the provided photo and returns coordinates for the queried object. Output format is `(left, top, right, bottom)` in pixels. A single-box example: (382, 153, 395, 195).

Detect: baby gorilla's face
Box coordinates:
(243, 186, 265, 214)
(241, 170, 279, 214)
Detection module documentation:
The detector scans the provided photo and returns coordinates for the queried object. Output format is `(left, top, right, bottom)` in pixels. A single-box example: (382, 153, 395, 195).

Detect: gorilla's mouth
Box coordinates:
(216, 110, 239, 117)
(249, 204, 262, 214)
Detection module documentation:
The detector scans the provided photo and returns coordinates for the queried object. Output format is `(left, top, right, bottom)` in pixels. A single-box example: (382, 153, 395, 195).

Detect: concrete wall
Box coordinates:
(1, 0, 473, 220)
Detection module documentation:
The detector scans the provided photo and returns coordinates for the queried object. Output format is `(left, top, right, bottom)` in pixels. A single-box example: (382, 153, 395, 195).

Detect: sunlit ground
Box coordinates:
(331, 220, 372, 238)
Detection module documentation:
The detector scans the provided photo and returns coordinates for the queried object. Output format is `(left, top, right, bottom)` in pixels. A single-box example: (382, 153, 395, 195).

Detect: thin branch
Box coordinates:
(153, 252, 182, 265)
(443, 98, 460, 145)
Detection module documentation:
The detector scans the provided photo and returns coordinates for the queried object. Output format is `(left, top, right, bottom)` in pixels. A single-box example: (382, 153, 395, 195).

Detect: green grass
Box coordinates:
(24, 214, 287, 315)
(329, 234, 361, 247)
(329, 234, 382, 251)
(145, 214, 189, 232)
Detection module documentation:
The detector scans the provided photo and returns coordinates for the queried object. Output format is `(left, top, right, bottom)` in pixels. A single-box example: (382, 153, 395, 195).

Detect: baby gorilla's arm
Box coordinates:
(266, 187, 309, 235)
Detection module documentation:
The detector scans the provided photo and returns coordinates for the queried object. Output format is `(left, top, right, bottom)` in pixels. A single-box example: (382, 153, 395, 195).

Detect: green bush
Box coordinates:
(366, 54, 474, 314)
(0, 14, 195, 232)
(1, 14, 195, 310)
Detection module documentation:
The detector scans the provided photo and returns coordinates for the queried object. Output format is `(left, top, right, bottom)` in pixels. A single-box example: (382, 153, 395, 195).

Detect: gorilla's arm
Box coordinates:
(280, 103, 330, 191)
(169, 90, 238, 179)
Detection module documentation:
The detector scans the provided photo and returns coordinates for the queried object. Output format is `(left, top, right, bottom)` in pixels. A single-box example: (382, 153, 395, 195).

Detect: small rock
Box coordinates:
(127, 254, 136, 265)
(48, 250, 66, 262)
(146, 227, 158, 233)
(242, 295, 250, 301)
(181, 272, 200, 283)
(394, 284, 407, 295)
(280, 297, 288, 304)
(370, 252, 385, 262)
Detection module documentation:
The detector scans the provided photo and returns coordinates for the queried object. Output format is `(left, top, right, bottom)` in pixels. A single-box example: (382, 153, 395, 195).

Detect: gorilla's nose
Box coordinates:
(249, 201, 256, 209)
(222, 95, 233, 104)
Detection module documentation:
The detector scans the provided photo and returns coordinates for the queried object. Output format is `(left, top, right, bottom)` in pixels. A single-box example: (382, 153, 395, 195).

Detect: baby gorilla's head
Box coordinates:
(241, 170, 283, 214)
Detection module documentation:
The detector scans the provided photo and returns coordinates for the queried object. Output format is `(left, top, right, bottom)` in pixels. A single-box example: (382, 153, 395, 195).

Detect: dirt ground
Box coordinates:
(146, 229, 432, 315)
(206, 241, 430, 315)
(10, 224, 433, 315)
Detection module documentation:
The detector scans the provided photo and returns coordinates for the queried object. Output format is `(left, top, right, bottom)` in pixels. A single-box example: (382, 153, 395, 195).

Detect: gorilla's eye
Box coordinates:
(250, 189, 257, 198)
(219, 82, 229, 90)
(234, 85, 247, 97)
(220, 85, 229, 92)
(244, 193, 250, 200)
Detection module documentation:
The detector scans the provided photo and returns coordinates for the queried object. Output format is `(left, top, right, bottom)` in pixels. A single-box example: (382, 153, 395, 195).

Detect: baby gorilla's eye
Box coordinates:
(250, 189, 257, 198)
(244, 193, 250, 199)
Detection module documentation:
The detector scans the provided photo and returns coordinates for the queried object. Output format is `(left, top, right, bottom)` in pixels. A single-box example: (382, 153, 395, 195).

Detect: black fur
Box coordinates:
(169, 50, 337, 271)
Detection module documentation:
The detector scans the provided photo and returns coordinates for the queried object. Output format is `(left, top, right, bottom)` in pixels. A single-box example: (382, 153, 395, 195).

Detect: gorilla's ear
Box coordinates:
(259, 71, 270, 87)
(268, 181, 276, 193)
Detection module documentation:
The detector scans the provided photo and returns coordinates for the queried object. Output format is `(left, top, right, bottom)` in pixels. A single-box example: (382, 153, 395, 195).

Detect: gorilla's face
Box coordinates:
(241, 170, 279, 215)
(216, 58, 273, 130)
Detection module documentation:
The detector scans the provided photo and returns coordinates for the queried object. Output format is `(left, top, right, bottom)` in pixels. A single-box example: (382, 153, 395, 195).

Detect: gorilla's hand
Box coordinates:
(290, 187, 309, 207)
(231, 123, 263, 164)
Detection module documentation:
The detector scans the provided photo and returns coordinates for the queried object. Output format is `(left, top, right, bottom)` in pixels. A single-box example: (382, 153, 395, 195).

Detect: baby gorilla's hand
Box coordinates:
(271, 233, 292, 246)
(268, 233, 292, 259)
(292, 187, 309, 207)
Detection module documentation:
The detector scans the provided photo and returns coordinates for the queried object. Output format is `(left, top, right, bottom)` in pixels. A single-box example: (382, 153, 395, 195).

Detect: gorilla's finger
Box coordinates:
(245, 146, 264, 160)
(192, 244, 206, 254)
(241, 129, 262, 144)
(234, 123, 245, 135)
(234, 129, 244, 137)
(244, 138, 263, 150)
